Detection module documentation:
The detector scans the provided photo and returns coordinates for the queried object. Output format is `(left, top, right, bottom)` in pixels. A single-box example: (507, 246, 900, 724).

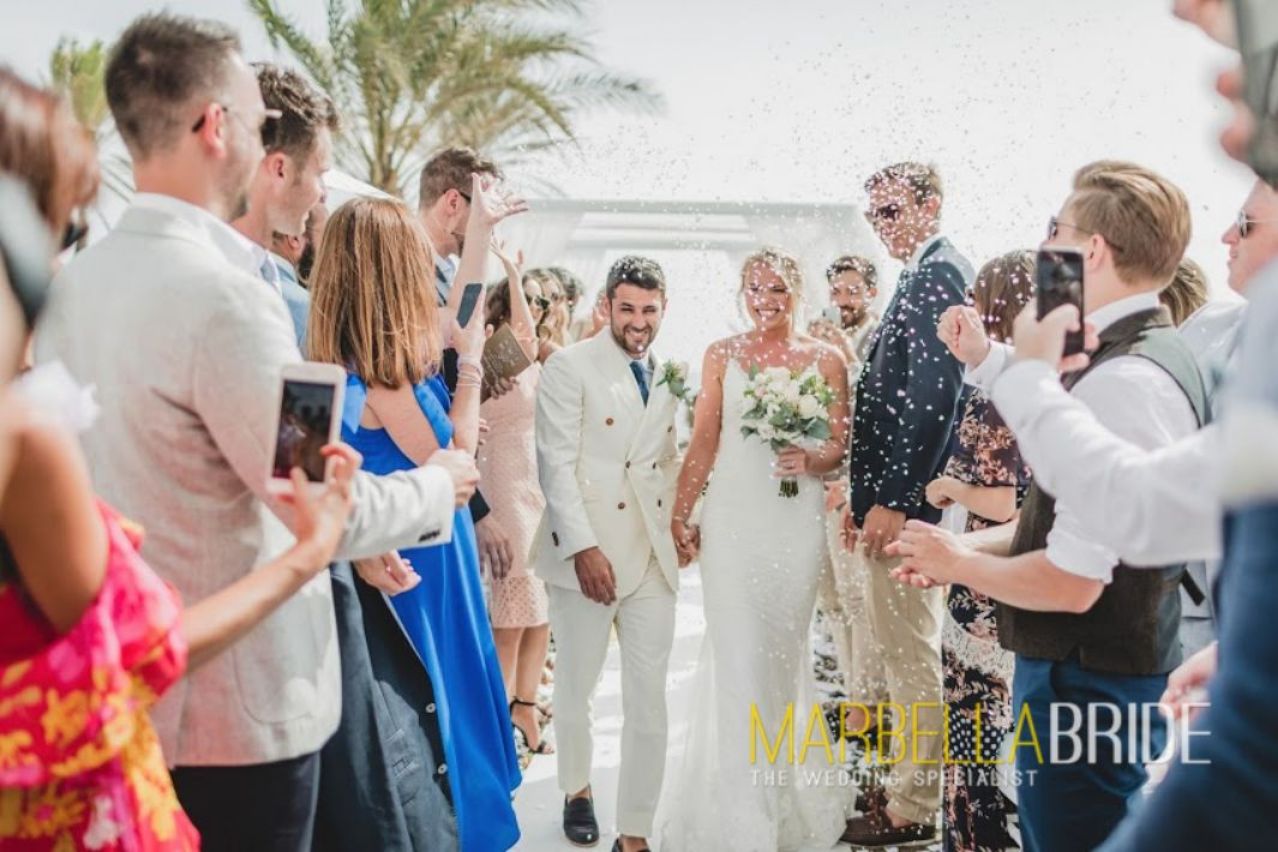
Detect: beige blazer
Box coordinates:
(533, 332, 680, 598)
(35, 202, 457, 767)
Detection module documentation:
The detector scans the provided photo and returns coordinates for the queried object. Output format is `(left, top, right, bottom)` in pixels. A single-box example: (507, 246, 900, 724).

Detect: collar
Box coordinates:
(904, 233, 945, 272)
(602, 332, 656, 372)
(132, 193, 261, 275)
(268, 252, 299, 286)
(1086, 290, 1162, 335)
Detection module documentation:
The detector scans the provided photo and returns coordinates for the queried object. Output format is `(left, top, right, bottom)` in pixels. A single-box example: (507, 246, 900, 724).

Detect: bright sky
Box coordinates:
(4, 0, 1254, 296)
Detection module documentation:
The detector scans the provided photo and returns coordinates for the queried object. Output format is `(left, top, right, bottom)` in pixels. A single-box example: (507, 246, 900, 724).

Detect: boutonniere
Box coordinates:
(656, 360, 693, 403)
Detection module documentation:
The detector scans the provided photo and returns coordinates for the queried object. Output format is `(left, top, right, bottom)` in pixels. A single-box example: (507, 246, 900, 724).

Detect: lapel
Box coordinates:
(590, 333, 646, 421)
(864, 237, 951, 361)
(630, 351, 673, 452)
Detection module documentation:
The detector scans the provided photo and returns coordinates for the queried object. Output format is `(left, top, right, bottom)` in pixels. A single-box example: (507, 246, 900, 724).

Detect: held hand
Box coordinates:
(283, 443, 362, 573)
(573, 547, 617, 605)
(1010, 303, 1097, 375)
(925, 476, 956, 509)
(774, 445, 814, 478)
(884, 519, 972, 585)
(354, 552, 421, 595)
(888, 563, 941, 590)
(475, 515, 514, 580)
(861, 505, 906, 558)
(839, 503, 858, 552)
(937, 305, 991, 368)
(428, 448, 480, 507)
(469, 172, 530, 230)
(824, 480, 847, 514)
(448, 311, 489, 361)
(671, 518, 701, 567)
(1161, 641, 1218, 720)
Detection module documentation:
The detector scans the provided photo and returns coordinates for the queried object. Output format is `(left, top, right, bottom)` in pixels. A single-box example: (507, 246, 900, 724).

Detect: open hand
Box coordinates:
(471, 172, 530, 229)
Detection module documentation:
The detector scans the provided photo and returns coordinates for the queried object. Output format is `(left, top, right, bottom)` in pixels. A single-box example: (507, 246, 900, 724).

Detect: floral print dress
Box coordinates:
(941, 391, 1029, 852)
(0, 504, 198, 851)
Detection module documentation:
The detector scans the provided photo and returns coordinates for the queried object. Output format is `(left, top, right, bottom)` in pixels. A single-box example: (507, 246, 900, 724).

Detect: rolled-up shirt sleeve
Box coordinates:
(1006, 354, 1200, 578)
(964, 341, 1012, 392)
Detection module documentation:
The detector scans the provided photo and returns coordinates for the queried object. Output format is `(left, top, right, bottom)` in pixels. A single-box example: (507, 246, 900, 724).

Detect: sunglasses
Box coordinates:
(61, 220, 88, 251)
(527, 294, 550, 311)
(191, 103, 283, 134)
(864, 202, 902, 223)
(1047, 215, 1125, 253)
(1236, 208, 1278, 239)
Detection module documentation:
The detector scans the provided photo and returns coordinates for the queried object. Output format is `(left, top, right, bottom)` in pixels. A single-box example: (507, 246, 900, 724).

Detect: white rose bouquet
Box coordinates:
(739, 364, 836, 497)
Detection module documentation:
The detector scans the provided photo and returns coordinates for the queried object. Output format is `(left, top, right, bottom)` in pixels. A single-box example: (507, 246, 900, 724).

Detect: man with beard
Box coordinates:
(534, 256, 683, 852)
(35, 14, 477, 850)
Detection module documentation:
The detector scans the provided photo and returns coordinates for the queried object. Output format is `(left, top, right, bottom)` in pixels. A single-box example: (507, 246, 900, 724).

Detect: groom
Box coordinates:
(534, 255, 683, 852)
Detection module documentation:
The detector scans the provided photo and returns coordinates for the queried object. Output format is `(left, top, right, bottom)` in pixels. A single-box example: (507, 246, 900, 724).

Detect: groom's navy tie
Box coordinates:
(629, 360, 650, 406)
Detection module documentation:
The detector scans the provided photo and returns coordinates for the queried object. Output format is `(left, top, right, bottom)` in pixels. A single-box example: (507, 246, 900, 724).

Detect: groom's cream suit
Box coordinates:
(534, 330, 681, 838)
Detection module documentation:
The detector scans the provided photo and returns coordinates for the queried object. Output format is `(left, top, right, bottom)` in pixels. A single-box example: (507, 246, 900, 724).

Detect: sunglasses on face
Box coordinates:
(1236, 208, 1278, 239)
(864, 202, 902, 223)
(191, 103, 283, 134)
(527, 294, 550, 311)
(1047, 215, 1125, 253)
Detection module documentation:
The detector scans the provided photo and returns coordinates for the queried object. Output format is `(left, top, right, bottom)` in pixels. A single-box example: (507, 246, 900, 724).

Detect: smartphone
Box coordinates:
(1036, 246, 1086, 357)
(1236, 0, 1278, 186)
(456, 282, 484, 328)
(821, 306, 843, 325)
(267, 362, 347, 495)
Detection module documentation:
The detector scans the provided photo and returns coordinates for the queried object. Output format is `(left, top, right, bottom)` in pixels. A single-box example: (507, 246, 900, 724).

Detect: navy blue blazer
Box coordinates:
(850, 237, 971, 526)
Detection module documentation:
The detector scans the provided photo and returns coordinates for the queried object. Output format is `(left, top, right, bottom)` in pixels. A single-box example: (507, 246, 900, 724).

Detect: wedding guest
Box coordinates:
(923, 250, 1033, 852)
(550, 265, 588, 340)
(309, 196, 521, 851)
(417, 145, 519, 579)
(34, 16, 475, 850)
(232, 64, 335, 348)
(897, 161, 1204, 852)
(842, 162, 972, 848)
(1161, 257, 1210, 326)
(0, 71, 361, 850)
(806, 253, 887, 735)
(480, 244, 554, 759)
(534, 267, 573, 350)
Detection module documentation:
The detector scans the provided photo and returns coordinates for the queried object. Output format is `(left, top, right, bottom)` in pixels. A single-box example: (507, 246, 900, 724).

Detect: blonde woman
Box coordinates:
(659, 248, 851, 851)
(308, 194, 521, 851)
(532, 268, 571, 355)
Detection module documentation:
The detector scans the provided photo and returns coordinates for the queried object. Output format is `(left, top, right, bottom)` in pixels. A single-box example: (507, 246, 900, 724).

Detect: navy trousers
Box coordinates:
(1012, 654, 1168, 852)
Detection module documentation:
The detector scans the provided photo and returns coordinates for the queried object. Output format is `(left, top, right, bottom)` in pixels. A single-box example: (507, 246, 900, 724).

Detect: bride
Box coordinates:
(658, 248, 852, 851)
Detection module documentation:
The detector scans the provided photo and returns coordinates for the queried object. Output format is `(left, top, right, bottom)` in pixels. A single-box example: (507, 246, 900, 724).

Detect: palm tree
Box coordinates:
(248, 0, 662, 196)
(47, 37, 133, 204)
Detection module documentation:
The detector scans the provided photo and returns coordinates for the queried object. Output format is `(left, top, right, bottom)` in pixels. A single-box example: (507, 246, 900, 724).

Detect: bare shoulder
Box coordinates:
(793, 334, 847, 372)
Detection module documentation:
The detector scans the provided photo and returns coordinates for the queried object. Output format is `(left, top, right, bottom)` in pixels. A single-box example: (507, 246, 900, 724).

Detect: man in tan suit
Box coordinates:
(535, 256, 682, 852)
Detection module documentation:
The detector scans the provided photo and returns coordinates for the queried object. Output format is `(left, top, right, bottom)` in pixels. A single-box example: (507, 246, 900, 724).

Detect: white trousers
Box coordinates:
(548, 558, 677, 837)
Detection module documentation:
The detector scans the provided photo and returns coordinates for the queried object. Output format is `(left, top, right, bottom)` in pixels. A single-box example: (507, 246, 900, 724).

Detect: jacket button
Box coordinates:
(667, 426, 673, 433)
(618, 502, 626, 510)
(437, 764, 448, 776)
(657, 499, 663, 508)
(625, 461, 631, 469)
(426, 703, 436, 714)
(551, 532, 559, 547)
(606, 417, 615, 426)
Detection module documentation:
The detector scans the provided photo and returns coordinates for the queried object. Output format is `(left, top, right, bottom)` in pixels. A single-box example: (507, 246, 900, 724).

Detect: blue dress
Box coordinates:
(342, 372, 521, 852)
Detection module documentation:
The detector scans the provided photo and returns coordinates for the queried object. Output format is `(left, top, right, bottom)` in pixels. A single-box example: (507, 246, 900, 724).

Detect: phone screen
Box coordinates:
(272, 379, 336, 482)
(1036, 248, 1085, 357)
(456, 282, 484, 328)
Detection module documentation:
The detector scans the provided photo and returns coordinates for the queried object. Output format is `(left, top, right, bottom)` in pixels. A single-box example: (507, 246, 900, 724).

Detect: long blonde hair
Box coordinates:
(307, 197, 443, 387)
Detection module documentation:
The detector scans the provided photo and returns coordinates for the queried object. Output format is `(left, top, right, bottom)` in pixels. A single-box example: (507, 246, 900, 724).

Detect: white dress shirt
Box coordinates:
(967, 291, 1200, 581)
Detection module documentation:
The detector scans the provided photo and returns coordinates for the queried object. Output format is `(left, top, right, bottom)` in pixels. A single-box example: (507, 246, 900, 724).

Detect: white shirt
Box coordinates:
(905, 233, 946, 272)
(968, 291, 1200, 581)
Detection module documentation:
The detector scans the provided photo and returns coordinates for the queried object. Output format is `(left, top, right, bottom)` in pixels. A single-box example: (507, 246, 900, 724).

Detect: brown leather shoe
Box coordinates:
(854, 785, 888, 816)
(840, 810, 937, 848)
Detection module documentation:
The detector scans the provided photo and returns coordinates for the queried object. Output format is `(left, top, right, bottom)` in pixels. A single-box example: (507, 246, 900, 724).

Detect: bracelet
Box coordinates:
(457, 354, 483, 369)
(456, 361, 483, 376)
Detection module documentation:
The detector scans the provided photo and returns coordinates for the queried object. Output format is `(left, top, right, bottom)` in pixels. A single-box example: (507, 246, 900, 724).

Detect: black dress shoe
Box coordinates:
(611, 840, 650, 852)
(841, 811, 937, 848)
(563, 794, 600, 846)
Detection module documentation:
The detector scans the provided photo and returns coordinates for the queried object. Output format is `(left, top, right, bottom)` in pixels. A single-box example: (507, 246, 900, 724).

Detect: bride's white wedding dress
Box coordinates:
(658, 361, 849, 852)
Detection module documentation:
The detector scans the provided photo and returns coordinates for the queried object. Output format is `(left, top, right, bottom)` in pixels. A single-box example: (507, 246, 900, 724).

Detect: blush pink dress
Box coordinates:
(478, 361, 549, 628)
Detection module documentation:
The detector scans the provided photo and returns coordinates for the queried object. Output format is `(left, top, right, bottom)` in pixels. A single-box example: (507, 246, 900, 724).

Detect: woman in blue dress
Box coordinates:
(307, 194, 521, 851)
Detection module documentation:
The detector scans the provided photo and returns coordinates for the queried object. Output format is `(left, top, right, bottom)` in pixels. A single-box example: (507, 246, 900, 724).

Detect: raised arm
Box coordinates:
(448, 173, 529, 313)
(492, 242, 539, 361)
